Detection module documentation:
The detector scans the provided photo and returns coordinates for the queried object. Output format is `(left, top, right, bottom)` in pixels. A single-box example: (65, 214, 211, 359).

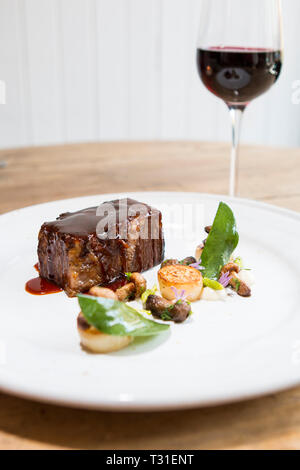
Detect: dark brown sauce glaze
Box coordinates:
(102, 274, 127, 292)
(26, 277, 63, 295)
(38, 198, 164, 296)
(43, 198, 154, 239)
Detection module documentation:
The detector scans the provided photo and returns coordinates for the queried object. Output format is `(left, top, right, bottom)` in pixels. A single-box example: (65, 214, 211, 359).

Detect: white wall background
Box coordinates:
(0, 0, 299, 149)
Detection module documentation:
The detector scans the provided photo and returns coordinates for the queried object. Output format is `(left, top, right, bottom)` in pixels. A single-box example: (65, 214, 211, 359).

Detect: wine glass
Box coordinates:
(196, 0, 283, 196)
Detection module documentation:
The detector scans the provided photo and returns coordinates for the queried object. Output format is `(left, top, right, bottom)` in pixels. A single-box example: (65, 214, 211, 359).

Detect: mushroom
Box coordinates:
(88, 286, 118, 300)
(130, 272, 147, 298)
(221, 263, 251, 297)
(161, 257, 197, 269)
(161, 259, 179, 268)
(180, 256, 197, 266)
(87, 273, 147, 303)
(195, 243, 204, 261)
(115, 272, 147, 301)
(171, 302, 192, 323)
(115, 282, 136, 302)
(146, 295, 171, 316)
(220, 262, 240, 276)
(146, 294, 191, 324)
(230, 272, 251, 297)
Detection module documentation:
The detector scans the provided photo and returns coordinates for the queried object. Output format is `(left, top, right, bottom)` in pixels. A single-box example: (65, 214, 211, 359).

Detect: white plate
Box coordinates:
(1, 192, 300, 411)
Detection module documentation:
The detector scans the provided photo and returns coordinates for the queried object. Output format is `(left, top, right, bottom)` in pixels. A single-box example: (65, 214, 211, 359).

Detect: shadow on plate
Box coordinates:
(80, 329, 171, 357)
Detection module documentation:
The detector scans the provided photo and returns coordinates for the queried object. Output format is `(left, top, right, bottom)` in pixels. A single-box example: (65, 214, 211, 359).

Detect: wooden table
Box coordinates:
(0, 141, 300, 450)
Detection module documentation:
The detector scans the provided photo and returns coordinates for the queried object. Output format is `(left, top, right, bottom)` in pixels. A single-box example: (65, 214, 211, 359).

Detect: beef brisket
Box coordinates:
(38, 198, 164, 297)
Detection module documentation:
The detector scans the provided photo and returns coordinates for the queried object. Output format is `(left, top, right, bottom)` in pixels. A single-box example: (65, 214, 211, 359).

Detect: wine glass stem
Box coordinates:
(228, 105, 245, 197)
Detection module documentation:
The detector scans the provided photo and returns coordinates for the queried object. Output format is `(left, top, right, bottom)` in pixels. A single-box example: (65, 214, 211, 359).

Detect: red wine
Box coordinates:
(197, 47, 282, 106)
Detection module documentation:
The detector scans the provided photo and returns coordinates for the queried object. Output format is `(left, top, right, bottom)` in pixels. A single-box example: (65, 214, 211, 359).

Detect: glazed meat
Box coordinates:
(38, 198, 164, 297)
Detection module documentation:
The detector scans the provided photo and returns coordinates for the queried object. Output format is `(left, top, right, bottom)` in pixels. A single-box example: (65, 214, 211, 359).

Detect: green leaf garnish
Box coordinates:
(136, 308, 152, 316)
(161, 312, 173, 322)
(78, 295, 169, 337)
(233, 257, 243, 269)
(233, 278, 241, 292)
(141, 284, 158, 305)
(201, 202, 239, 280)
(203, 278, 224, 291)
(125, 272, 132, 280)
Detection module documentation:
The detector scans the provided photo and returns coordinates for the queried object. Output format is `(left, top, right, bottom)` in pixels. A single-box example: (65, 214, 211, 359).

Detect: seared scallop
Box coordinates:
(158, 264, 203, 302)
(77, 313, 133, 353)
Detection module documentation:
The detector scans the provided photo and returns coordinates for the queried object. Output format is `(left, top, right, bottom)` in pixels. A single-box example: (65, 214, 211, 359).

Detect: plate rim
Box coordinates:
(1, 191, 300, 222)
(1, 191, 300, 411)
(0, 374, 300, 412)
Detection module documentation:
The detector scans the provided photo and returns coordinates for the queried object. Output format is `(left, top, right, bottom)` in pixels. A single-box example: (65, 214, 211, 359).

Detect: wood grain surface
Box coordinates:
(0, 141, 300, 450)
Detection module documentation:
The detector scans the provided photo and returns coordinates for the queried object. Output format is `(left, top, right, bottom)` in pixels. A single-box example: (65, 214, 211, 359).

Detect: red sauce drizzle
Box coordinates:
(26, 262, 62, 295)
(27, 264, 126, 295)
(25, 277, 62, 295)
(103, 274, 127, 292)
